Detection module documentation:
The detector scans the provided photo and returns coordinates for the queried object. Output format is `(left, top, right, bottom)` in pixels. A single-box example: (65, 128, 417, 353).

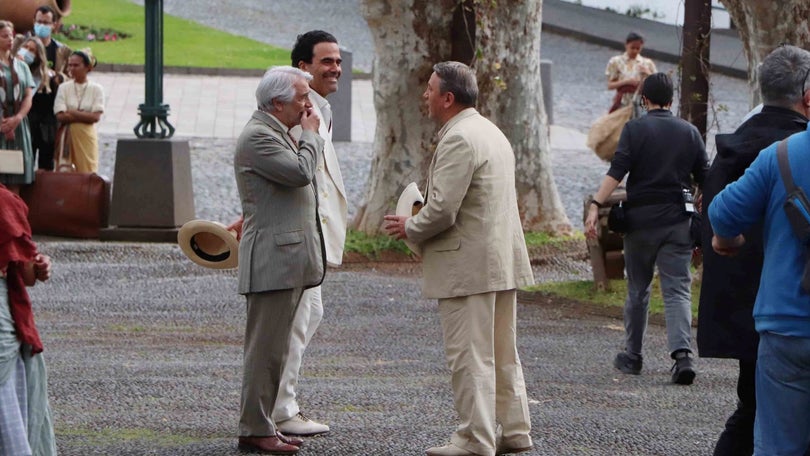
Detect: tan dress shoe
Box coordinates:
(276, 412, 330, 436)
(425, 443, 477, 456)
(237, 435, 299, 454)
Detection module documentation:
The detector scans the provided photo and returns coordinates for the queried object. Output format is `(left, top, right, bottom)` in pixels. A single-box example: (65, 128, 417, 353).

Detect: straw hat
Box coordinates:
(396, 182, 424, 256)
(177, 220, 239, 269)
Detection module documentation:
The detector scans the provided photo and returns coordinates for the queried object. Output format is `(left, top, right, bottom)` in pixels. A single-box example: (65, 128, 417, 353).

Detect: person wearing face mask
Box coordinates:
(0, 21, 36, 195)
(18, 37, 61, 171)
(29, 5, 71, 78)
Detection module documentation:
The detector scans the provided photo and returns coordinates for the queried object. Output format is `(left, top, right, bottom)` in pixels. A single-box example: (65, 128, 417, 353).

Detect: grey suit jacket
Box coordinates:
(405, 108, 534, 299)
(234, 110, 326, 294)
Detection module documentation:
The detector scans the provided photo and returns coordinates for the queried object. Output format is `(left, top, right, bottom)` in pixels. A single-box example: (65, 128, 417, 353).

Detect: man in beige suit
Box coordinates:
(384, 61, 535, 456)
(273, 30, 348, 437)
(234, 66, 325, 455)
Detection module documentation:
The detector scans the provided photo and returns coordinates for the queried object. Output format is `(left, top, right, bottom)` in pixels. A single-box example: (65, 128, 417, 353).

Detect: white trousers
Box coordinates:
(272, 285, 323, 422)
(438, 290, 532, 456)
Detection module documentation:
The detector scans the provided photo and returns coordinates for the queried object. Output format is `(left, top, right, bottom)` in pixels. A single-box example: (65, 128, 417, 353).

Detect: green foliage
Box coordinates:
(524, 231, 584, 247)
(344, 229, 414, 259)
(60, 0, 290, 69)
(524, 277, 701, 318)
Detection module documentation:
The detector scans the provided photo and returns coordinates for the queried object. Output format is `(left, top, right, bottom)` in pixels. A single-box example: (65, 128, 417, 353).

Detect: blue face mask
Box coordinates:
(17, 49, 34, 65)
(33, 23, 52, 39)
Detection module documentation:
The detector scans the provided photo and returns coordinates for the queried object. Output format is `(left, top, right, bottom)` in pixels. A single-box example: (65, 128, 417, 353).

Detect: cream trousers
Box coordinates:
(272, 286, 323, 422)
(438, 289, 532, 456)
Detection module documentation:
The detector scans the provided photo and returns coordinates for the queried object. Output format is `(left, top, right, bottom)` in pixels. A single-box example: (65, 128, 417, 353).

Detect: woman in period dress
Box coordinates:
(53, 49, 104, 173)
(605, 31, 657, 114)
(0, 21, 36, 194)
(19, 37, 61, 171)
(0, 183, 57, 456)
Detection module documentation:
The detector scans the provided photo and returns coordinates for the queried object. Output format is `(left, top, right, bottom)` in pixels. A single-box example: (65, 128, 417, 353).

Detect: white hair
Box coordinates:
(255, 66, 312, 111)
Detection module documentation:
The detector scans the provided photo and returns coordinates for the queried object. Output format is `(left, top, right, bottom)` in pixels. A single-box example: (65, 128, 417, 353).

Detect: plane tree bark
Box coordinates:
(355, 0, 571, 234)
(719, 0, 810, 106)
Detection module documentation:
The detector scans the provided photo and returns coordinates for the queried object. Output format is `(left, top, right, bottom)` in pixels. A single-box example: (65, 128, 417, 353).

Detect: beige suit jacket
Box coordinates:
(291, 90, 348, 266)
(234, 110, 326, 294)
(405, 108, 534, 299)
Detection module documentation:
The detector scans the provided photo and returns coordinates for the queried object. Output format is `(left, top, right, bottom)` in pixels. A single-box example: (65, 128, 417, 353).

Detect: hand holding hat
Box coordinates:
(383, 182, 424, 256)
(177, 219, 240, 269)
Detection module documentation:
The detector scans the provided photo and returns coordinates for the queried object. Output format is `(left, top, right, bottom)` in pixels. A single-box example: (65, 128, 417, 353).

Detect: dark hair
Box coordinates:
(626, 31, 644, 44)
(71, 50, 96, 68)
(36, 5, 59, 21)
(432, 61, 478, 107)
(291, 30, 337, 67)
(641, 72, 674, 106)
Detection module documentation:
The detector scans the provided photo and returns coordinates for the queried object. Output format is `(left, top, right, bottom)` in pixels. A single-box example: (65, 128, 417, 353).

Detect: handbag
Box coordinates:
(0, 148, 24, 174)
(607, 201, 628, 233)
(586, 104, 632, 162)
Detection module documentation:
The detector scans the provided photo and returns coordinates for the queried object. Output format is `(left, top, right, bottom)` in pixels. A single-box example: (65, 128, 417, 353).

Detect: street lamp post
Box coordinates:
(101, 0, 195, 242)
(134, 0, 174, 139)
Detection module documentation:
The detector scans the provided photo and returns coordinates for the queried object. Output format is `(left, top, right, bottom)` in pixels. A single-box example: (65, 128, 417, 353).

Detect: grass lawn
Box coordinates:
(56, 0, 289, 69)
(525, 277, 701, 318)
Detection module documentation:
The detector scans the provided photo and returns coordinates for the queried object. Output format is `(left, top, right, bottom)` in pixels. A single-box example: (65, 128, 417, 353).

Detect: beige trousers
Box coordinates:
(238, 288, 303, 436)
(438, 290, 532, 456)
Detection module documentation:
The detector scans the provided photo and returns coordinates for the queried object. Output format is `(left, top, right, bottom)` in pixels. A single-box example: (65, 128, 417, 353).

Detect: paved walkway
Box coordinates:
(96, 73, 377, 143)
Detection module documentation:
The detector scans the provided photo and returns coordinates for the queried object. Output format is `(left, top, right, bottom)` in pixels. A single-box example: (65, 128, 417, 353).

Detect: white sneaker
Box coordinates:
(277, 412, 330, 436)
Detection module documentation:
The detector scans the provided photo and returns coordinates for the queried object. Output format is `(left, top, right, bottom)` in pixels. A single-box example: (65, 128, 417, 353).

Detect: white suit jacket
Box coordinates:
(405, 108, 534, 299)
(292, 90, 348, 266)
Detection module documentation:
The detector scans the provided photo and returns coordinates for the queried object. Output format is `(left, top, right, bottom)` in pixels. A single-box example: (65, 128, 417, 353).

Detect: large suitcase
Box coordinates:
(20, 170, 111, 238)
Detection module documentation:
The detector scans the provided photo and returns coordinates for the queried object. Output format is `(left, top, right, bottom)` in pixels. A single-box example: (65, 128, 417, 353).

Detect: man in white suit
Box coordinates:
(234, 66, 324, 455)
(384, 61, 535, 456)
(273, 30, 348, 437)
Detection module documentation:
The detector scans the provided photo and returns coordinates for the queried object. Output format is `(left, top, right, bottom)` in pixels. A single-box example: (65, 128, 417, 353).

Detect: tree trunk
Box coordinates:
(475, 0, 571, 233)
(357, 0, 570, 235)
(354, 0, 456, 234)
(719, 0, 810, 107)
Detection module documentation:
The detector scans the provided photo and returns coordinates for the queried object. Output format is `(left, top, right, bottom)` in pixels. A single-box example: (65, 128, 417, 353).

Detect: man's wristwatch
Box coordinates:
(589, 199, 605, 209)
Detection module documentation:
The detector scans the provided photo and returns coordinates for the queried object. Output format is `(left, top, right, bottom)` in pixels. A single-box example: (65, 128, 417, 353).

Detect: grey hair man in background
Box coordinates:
(233, 66, 324, 455)
(698, 45, 810, 456)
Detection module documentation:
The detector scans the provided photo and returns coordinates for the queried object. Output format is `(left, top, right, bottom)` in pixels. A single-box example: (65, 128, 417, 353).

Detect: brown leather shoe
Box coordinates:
(237, 436, 299, 454)
(276, 431, 304, 447)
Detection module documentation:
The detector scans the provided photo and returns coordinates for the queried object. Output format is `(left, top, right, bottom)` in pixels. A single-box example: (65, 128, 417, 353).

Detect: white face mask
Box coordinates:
(17, 49, 34, 65)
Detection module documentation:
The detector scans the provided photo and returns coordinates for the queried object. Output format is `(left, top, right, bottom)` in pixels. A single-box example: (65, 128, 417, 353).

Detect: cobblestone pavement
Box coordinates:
(33, 241, 739, 455)
(37, 3, 757, 454)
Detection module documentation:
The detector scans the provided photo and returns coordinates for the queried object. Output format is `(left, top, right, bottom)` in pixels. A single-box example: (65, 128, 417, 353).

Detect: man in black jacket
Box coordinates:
(698, 44, 810, 456)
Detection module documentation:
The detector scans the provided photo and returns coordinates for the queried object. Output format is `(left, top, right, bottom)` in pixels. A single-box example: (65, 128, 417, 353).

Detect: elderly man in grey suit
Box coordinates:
(234, 66, 325, 455)
(384, 61, 535, 456)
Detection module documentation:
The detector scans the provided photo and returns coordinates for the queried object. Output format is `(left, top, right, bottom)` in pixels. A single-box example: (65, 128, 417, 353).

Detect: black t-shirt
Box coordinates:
(45, 39, 58, 70)
(607, 109, 709, 231)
